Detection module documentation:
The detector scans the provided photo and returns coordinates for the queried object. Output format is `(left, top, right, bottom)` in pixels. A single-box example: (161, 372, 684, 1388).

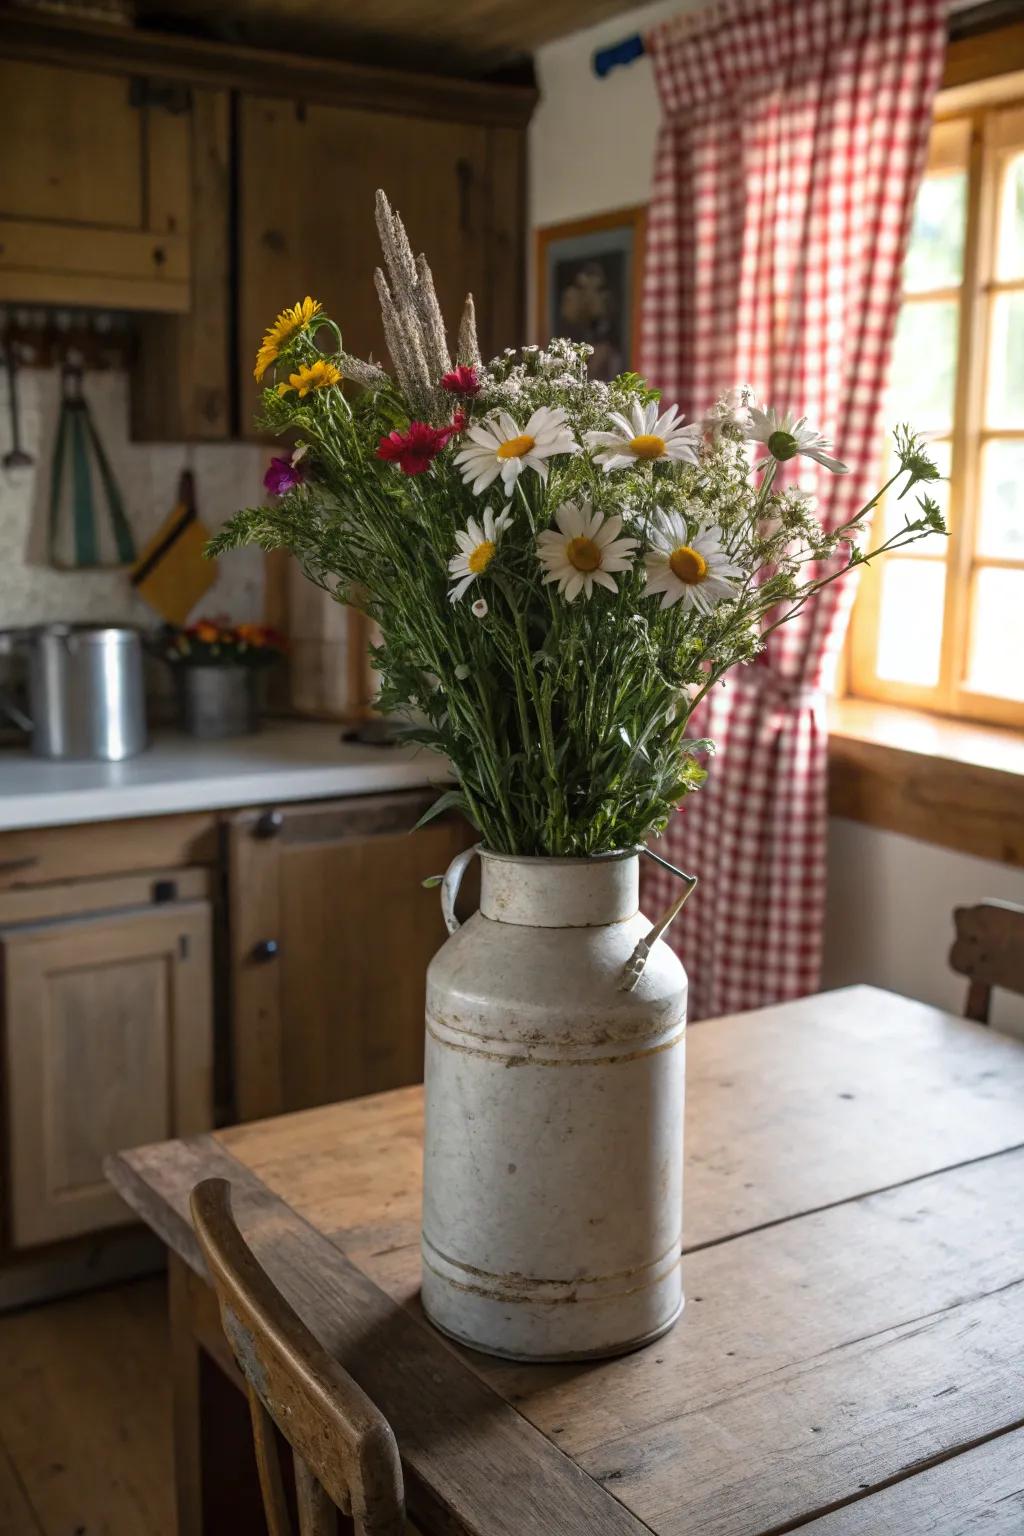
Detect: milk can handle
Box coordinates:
(440, 844, 481, 934)
(619, 848, 699, 992)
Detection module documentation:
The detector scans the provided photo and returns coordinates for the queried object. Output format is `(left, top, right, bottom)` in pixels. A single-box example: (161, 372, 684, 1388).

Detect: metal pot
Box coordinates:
(176, 665, 260, 739)
(0, 624, 148, 761)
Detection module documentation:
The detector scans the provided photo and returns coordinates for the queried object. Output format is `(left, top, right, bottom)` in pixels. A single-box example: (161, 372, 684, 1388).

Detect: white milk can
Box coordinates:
(421, 847, 689, 1362)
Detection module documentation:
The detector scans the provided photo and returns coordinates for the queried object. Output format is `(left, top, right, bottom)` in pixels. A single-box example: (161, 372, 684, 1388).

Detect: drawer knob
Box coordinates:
(252, 939, 280, 962)
(256, 809, 284, 838)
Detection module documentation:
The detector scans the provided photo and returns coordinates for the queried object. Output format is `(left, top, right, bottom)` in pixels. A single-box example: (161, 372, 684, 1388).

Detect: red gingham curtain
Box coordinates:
(638, 0, 948, 1019)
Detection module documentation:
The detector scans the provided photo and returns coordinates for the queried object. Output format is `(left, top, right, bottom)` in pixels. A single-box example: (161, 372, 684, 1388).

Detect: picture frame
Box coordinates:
(534, 205, 647, 382)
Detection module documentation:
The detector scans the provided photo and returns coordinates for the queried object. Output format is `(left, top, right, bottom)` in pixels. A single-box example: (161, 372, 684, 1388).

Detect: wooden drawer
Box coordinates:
(0, 812, 218, 891)
(2, 898, 214, 1249)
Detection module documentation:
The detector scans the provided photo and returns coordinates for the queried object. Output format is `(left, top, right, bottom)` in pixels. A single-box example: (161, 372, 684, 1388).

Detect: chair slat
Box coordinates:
(249, 1389, 294, 1536)
(295, 1453, 336, 1536)
(191, 1178, 407, 1536)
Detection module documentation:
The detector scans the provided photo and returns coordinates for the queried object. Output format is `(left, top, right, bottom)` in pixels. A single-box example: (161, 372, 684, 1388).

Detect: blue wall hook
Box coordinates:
(593, 33, 646, 78)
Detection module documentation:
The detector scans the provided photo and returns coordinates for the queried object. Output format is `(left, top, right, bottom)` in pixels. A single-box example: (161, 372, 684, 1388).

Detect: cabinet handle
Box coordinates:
(252, 939, 280, 962)
(256, 810, 284, 838)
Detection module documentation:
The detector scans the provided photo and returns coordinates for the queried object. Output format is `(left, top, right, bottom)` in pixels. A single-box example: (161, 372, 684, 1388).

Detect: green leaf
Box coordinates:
(412, 788, 471, 832)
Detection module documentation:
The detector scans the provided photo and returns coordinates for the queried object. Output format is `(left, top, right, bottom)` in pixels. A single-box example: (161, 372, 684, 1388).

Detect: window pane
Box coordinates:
(977, 439, 1024, 559)
(875, 559, 945, 686)
(886, 301, 958, 433)
(903, 172, 967, 291)
(882, 437, 950, 555)
(966, 568, 1024, 700)
(986, 292, 1024, 428)
(996, 151, 1024, 281)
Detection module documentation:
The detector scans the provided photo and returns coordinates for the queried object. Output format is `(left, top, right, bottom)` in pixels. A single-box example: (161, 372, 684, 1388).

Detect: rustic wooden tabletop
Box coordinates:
(107, 984, 1024, 1536)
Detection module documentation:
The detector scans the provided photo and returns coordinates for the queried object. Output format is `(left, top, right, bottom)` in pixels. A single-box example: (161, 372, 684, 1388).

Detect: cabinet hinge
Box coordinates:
(178, 934, 190, 960)
(129, 77, 193, 115)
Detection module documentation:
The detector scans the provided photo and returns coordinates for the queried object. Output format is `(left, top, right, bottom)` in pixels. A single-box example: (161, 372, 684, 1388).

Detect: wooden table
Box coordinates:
(107, 985, 1024, 1536)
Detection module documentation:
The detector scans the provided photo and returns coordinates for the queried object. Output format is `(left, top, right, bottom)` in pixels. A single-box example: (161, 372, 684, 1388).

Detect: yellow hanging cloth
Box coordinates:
(130, 469, 217, 625)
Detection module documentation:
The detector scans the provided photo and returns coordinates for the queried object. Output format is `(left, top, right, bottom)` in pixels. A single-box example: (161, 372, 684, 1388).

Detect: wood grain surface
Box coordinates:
(108, 986, 1024, 1536)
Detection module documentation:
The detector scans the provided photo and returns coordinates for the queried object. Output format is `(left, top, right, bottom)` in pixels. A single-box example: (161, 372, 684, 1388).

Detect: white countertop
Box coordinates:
(0, 723, 449, 831)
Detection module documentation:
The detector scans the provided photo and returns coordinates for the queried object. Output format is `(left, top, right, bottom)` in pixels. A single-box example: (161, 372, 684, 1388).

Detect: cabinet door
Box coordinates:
(2, 900, 214, 1248)
(237, 95, 490, 433)
(0, 58, 191, 311)
(228, 793, 474, 1120)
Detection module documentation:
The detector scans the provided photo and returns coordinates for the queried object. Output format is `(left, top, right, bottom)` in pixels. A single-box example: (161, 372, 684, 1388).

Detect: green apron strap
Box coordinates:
(83, 402, 135, 565)
(47, 397, 70, 566)
(69, 402, 97, 568)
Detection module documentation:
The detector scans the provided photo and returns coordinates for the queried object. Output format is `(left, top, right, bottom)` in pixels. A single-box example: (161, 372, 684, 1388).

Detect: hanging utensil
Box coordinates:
(2, 339, 33, 470)
(48, 362, 135, 569)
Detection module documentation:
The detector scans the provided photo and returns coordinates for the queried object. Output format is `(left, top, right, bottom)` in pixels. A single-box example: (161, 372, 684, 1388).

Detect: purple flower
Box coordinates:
(264, 455, 305, 496)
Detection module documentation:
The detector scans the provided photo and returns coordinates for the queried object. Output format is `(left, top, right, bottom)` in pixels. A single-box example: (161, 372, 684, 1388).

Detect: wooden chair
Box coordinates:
(190, 1176, 411, 1536)
(949, 899, 1024, 1024)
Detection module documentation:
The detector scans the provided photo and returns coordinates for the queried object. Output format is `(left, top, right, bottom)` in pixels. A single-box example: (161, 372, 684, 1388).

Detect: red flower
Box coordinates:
(376, 421, 450, 476)
(442, 409, 468, 441)
(440, 365, 480, 396)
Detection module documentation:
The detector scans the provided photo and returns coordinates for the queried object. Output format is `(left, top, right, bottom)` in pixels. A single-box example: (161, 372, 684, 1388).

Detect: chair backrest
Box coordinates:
(949, 899, 1024, 1024)
(190, 1177, 407, 1536)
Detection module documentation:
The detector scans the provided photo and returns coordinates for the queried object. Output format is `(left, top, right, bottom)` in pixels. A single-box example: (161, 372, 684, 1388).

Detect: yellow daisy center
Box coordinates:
(468, 540, 496, 575)
(629, 434, 667, 460)
(566, 536, 602, 572)
(669, 545, 708, 584)
(497, 433, 536, 461)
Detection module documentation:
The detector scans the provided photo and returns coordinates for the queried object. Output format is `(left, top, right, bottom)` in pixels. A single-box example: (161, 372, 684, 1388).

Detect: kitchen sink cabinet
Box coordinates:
(0, 778, 466, 1300)
(226, 790, 474, 1120)
(0, 57, 193, 312)
(1, 895, 214, 1249)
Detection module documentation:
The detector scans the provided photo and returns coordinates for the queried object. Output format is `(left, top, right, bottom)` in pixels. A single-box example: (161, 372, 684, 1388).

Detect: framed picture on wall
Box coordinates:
(535, 205, 646, 382)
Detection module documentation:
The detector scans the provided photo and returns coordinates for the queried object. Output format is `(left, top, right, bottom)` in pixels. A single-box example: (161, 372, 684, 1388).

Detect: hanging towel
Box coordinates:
(130, 468, 217, 624)
(48, 365, 135, 569)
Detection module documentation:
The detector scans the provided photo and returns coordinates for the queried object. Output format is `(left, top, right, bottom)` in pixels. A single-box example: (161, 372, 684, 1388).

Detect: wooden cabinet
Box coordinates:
(0, 12, 533, 442)
(2, 897, 214, 1249)
(0, 58, 192, 312)
(236, 96, 493, 434)
(227, 791, 474, 1120)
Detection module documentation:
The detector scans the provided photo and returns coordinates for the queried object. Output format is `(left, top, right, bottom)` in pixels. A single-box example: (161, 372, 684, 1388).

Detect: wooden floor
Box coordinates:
(0, 1276, 175, 1536)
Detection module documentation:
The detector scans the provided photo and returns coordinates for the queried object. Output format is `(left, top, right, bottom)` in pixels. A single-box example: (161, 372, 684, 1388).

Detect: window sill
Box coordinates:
(827, 698, 1024, 867)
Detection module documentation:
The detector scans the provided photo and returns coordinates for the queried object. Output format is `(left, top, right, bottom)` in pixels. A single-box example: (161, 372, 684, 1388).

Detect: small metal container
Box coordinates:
(1, 625, 148, 761)
(177, 666, 260, 739)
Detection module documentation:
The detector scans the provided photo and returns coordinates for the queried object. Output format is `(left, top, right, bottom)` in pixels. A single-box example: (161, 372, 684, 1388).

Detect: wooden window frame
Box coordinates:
(849, 75, 1024, 731)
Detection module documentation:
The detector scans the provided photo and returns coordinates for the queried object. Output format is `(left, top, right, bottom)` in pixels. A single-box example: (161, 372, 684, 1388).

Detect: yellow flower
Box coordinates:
(276, 359, 343, 398)
(253, 296, 322, 382)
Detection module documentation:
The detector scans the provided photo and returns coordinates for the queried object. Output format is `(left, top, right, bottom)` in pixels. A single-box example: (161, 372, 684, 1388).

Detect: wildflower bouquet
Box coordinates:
(210, 192, 944, 858)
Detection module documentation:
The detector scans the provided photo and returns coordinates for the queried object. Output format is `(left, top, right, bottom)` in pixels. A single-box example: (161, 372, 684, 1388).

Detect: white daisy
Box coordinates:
(585, 399, 702, 473)
(453, 407, 577, 495)
(747, 407, 848, 474)
(536, 499, 638, 603)
(643, 513, 744, 614)
(448, 506, 512, 603)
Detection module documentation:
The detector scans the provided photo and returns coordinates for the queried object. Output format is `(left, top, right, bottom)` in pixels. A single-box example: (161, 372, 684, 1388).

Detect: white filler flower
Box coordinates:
(454, 406, 577, 495)
(644, 513, 743, 613)
(585, 399, 702, 472)
(536, 499, 638, 602)
(747, 407, 848, 474)
(448, 506, 512, 602)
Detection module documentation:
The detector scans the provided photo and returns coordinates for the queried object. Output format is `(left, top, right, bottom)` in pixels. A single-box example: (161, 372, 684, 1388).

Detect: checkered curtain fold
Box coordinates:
(639, 0, 948, 1018)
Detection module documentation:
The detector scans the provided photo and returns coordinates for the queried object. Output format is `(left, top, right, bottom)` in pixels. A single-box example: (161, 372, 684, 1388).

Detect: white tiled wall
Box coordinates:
(0, 366, 267, 629)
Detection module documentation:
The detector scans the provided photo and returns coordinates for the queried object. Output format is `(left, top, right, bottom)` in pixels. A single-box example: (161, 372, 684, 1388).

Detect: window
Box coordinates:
(850, 97, 1024, 728)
